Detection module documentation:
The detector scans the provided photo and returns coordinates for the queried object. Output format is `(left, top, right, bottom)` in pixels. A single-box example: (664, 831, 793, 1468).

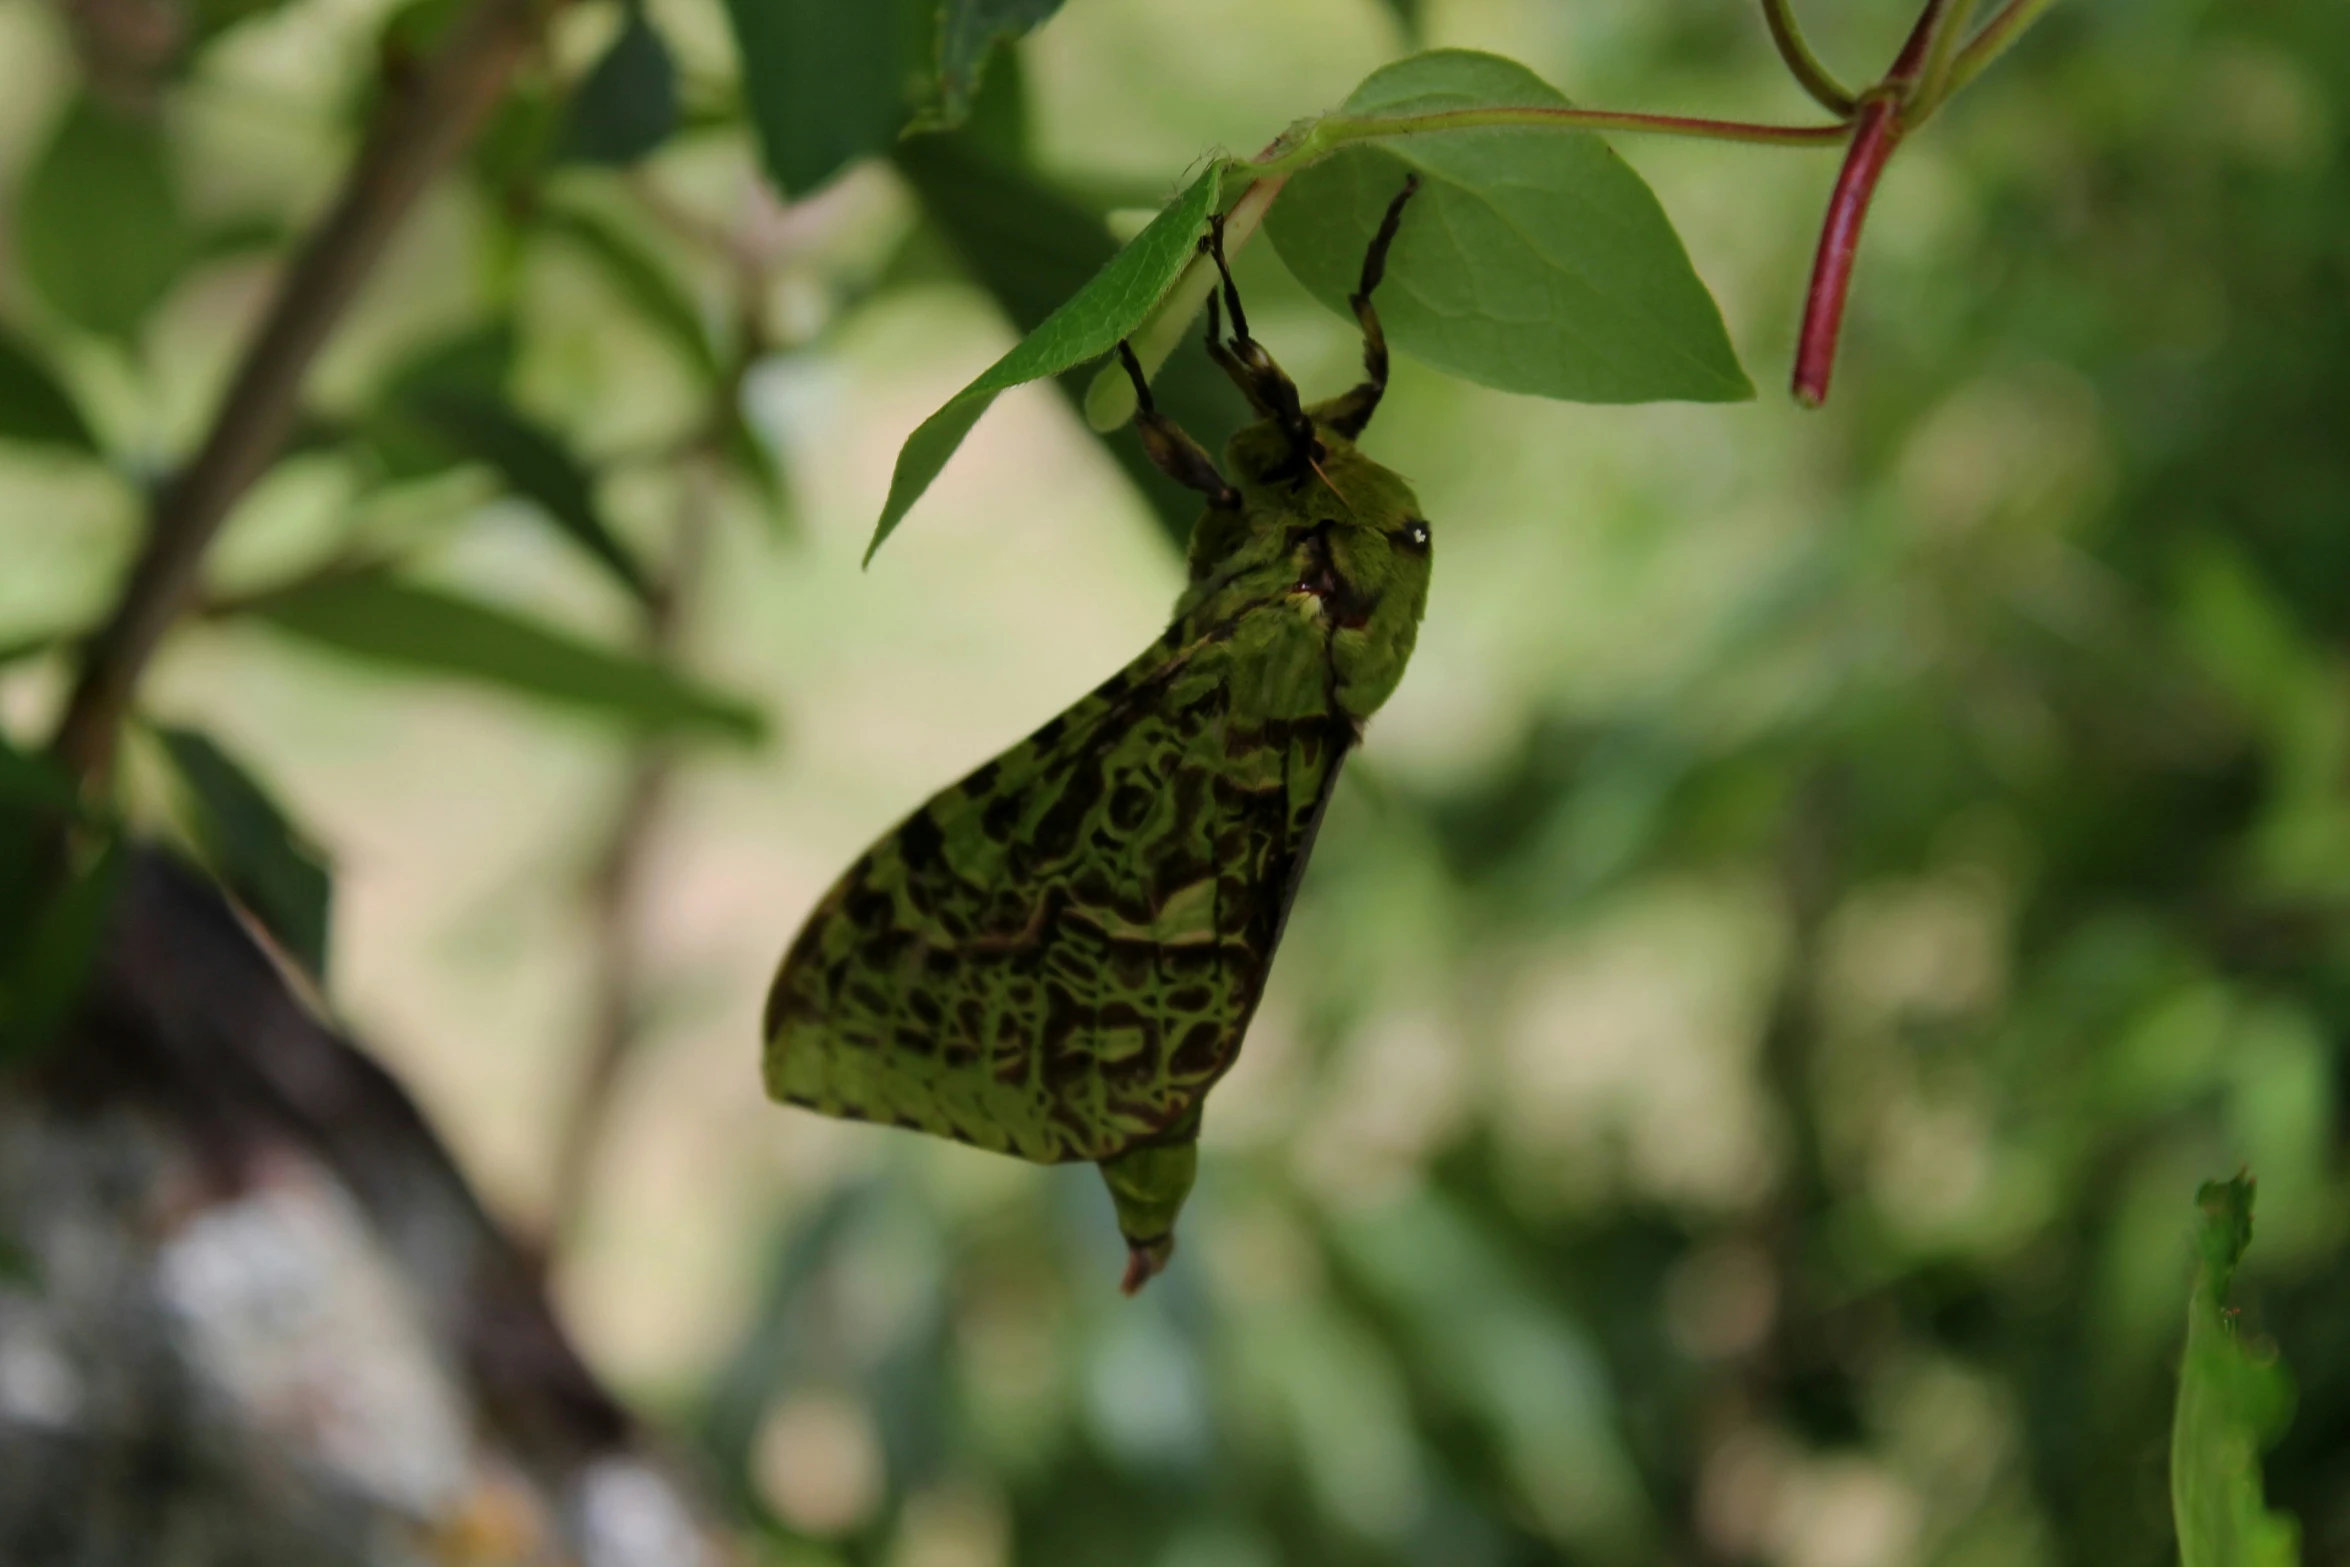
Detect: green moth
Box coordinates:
(766, 180, 1429, 1293)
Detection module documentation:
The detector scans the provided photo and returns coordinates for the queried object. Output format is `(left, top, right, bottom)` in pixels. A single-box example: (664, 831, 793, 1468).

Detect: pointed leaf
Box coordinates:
(154, 726, 334, 978)
(933, 0, 1065, 122)
(0, 1229, 34, 1287)
(1265, 50, 1751, 404)
(892, 132, 1242, 547)
(0, 329, 98, 453)
(0, 837, 123, 1067)
(16, 97, 195, 340)
(252, 575, 764, 741)
(406, 391, 653, 602)
(724, 0, 927, 195)
(868, 161, 1227, 559)
(539, 203, 721, 381)
(562, 6, 681, 166)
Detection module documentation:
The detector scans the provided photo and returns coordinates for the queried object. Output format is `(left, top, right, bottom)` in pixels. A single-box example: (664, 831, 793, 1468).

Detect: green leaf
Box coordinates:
(868, 161, 1227, 560)
(2173, 1175, 2302, 1567)
(1264, 51, 1751, 404)
(252, 575, 765, 742)
(16, 97, 196, 341)
(933, 0, 1065, 122)
(724, 0, 928, 195)
(405, 391, 653, 602)
(0, 329, 98, 453)
(892, 132, 1243, 547)
(538, 203, 721, 382)
(562, 6, 681, 166)
(367, 323, 518, 479)
(0, 837, 123, 1068)
(153, 726, 333, 978)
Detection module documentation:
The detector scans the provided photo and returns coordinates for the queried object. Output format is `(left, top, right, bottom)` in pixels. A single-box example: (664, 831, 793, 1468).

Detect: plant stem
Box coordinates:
(46, 0, 558, 793)
(1911, 0, 1984, 122)
(1791, 97, 1900, 408)
(546, 454, 717, 1245)
(1789, 0, 1945, 406)
(1942, 0, 2065, 99)
(1761, 0, 1857, 116)
(1249, 104, 1850, 181)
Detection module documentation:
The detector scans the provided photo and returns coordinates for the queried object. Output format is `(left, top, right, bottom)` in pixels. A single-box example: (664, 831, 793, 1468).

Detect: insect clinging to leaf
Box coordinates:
(764, 177, 1430, 1294)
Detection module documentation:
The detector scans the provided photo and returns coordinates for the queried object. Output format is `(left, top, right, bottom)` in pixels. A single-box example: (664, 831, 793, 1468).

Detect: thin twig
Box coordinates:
(1249, 104, 1850, 180)
(1760, 0, 1858, 116)
(1942, 0, 2065, 99)
(544, 458, 717, 1243)
(546, 274, 771, 1244)
(1911, 0, 1985, 123)
(47, 0, 560, 791)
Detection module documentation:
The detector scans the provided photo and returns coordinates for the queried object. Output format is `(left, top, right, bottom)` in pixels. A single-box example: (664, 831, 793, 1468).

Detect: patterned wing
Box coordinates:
(764, 615, 1349, 1164)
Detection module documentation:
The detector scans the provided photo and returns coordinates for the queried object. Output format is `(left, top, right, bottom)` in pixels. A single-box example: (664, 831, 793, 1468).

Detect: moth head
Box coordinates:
(1174, 409, 1431, 717)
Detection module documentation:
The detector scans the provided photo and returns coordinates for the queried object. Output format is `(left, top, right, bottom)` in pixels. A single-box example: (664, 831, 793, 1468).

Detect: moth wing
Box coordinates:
(764, 622, 1348, 1164)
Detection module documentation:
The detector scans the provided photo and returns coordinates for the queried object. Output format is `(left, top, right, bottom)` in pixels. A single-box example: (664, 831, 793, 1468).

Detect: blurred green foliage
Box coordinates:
(2, 0, 2347, 1563)
(2173, 1177, 2298, 1567)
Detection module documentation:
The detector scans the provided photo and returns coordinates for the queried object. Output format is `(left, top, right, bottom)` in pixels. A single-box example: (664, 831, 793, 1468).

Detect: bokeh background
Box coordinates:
(4, 0, 2348, 1561)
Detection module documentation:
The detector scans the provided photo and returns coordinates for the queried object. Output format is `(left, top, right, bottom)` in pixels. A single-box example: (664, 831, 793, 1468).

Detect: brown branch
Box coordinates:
(547, 265, 772, 1246)
(47, 0, 559, 790)
(546, 451, 726, 1244)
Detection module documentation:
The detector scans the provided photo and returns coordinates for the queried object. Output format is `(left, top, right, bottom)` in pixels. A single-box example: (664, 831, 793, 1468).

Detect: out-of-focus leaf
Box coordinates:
(723, 407, 791, 532)
(1265, 50, 1752, 404)
(0, 1229, 33, 1287)
(252, 575, 765, 742)
(0, 329, 98, 453)
(868, 161, 1227, 559)
(0, 836, 123, 1068)
(1371, 0, 1423, 42)
(890, 133, 1121, 335)
(956, 36, 1027, 161)
(538, 204, 720, 381)
(561, 6, 681, 166)
(153, 726, 333, 978)
(2173, 1175, 2302, 1567)
(723, 0, 927, 195)
(1333, 1187, 1653, 1551)
(368, 322, 518, 478)
(405, 391, 653, 602)
(932, 0, 1065, 122)
(16, 97, 196, 340)
(388, 322, 518, 403)
(471, 81, 564, 198)
(191, 0, 296, 42)
(0, 735, 80, 819)
(891, 131, 1243, 547)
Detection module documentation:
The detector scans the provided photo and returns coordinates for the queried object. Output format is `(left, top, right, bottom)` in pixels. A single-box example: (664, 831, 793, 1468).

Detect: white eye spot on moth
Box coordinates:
(1399, 520, 1430, 550)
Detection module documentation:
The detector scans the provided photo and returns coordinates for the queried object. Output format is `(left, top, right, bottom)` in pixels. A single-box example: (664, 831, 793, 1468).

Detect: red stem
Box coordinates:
(1791, 97, 1900, 408)
(1788, 1, 1947, 407)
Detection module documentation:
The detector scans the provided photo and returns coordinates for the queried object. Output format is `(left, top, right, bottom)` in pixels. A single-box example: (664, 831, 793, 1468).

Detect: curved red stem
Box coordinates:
(1791, 96, 1902, 408)
(1789, 0, 1948, 407)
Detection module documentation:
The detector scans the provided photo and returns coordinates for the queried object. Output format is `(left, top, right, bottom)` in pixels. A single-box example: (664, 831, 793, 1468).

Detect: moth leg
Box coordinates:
(1201, 293, 1263, 416)
(1313, 174, 1421, 440)
(1118, 342, 1240, 510)
(1198, 214, 1319, 473)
